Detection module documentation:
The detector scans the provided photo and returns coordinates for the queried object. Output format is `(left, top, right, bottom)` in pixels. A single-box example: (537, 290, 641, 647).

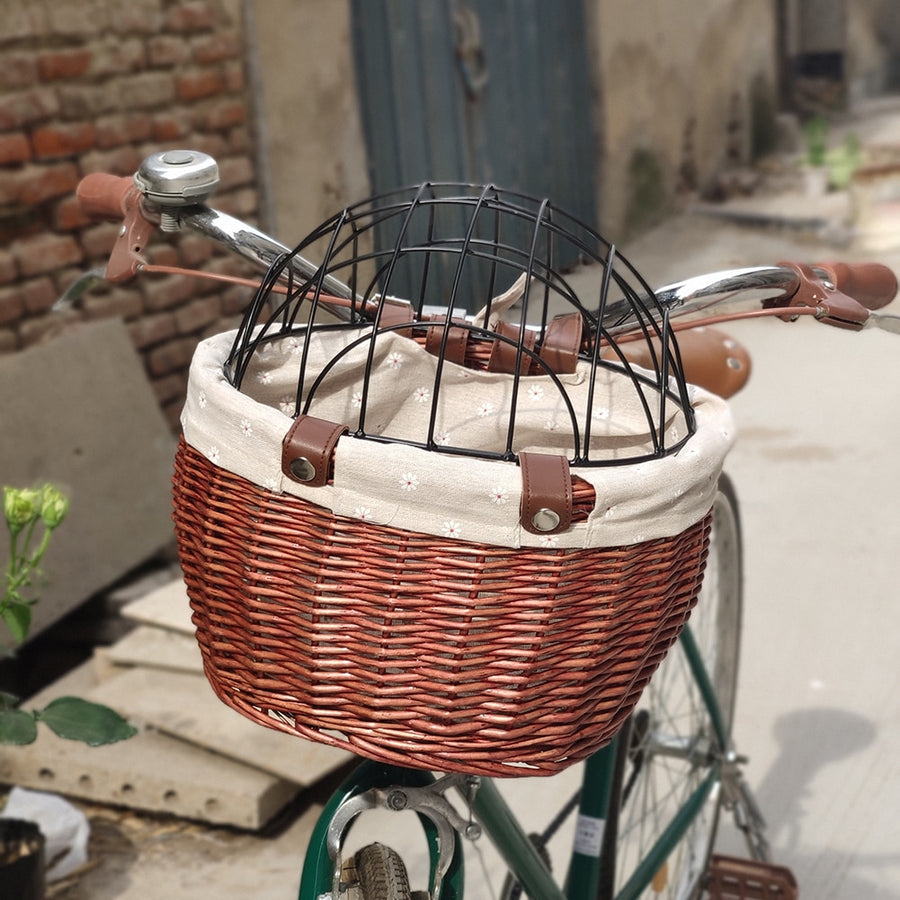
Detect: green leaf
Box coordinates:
(1, 601, 32, 643)
(37, 696, 138, 746)
(0, 707, 38, 744)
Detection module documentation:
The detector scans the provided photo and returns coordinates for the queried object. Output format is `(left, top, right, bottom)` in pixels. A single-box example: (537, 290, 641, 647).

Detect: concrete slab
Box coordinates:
(87, 666, 353, 786)
(0, 319, 175, 646)
(3, 661, 300, 830)
(120, 579, 194, 635)
(106, 625, 203, 674)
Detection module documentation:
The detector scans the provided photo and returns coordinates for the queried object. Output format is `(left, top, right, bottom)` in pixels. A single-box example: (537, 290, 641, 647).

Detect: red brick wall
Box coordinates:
(0, 0, 259, 428)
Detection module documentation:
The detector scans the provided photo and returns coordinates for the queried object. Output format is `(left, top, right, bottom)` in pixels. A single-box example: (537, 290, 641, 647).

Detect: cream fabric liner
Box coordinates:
(180, 328, 735, 549)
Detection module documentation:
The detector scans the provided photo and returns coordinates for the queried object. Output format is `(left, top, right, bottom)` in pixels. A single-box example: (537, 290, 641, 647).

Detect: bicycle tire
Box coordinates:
(353, 843, 414, 900)
(604, 474, 743, 900)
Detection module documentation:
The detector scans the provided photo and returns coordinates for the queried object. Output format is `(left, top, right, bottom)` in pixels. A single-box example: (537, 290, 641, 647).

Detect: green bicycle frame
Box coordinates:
(297, 622, 726, 900)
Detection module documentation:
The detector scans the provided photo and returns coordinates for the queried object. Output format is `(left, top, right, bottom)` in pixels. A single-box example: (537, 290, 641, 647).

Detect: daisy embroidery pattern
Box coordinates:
(207, 446, 220, 465)
(476, 401, 494, 418)
(545, 419, 559, 433)
(386, 351, 403, 369)
(354, 506, 373, 521)
(413, 386, 430, 403)
(399, 472, 419, 491)
(257, 371, 273, 385)
(279, 397, 294, 415)
(526, 385, 544, 401)
(197, 390, 208, 409)
(489, 486, 509, 505)
(442, 520, 462, 539)
(436, 430, 452, 446)
(351, 391, 363, 408)
(539, 534, 559, 548)
(239, 418, 253, 437)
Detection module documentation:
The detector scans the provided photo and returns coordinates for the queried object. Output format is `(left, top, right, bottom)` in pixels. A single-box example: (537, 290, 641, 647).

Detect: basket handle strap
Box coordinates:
(482, 313, 583, 376)
(425, 322, 470, 365)
(519, 452, 573, 535)
(540, 313, 583, 374)
(282, 414, 348, 487)
(488, 320, 537, 375)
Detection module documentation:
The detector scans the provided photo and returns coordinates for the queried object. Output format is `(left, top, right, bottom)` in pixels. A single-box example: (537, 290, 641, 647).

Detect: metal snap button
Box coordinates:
(289, 457, 316, 482)
(531, 508, 560, 532)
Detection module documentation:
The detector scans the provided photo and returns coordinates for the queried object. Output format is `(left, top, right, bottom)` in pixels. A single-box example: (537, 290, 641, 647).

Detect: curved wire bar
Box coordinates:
(224, 182, 696, 467)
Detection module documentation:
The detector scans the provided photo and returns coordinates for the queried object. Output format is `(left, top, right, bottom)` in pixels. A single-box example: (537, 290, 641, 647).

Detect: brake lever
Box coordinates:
(768, 262, 871, 331)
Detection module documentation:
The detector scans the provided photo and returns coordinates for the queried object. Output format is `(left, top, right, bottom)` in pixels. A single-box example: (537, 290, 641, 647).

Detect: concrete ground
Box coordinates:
(623, 216, 900, 900)
(53, 104, 900, 899)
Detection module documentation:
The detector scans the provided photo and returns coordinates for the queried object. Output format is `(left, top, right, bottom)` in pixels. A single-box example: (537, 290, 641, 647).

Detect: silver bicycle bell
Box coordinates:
(134, 150, 220, 229)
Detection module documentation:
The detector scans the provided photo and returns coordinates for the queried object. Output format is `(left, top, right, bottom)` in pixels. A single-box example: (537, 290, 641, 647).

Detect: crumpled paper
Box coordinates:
(1, 786, 89, 880)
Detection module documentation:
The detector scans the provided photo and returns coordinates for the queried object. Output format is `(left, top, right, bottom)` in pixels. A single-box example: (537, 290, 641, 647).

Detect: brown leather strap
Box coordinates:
(281, 415, 348, 487)
(425, 322, 470, 366)
(519, 451, 573, 535)
(488, 321, 537, 375)
(539, 313, 582, 374)
(375, 298, 415, 336)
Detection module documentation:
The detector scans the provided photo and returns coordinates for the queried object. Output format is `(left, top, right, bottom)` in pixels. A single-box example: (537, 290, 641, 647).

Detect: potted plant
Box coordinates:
(2, 485, 136, 899)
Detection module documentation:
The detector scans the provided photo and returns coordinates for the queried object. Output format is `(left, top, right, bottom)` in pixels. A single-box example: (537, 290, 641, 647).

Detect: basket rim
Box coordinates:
(179, 328, 734, 550)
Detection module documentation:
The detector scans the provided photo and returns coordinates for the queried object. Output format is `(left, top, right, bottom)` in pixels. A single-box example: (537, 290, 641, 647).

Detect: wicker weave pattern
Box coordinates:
(173, 438, 711, 777)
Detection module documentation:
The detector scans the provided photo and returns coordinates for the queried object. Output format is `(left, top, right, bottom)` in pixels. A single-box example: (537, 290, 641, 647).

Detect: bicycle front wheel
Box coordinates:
(605, 475, 743, 900)
(351, 843, 414, 900)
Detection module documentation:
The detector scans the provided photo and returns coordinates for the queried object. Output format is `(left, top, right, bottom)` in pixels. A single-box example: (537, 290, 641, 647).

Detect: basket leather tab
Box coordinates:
(539, 312, 583, 374)
(426, 322, 469, 365)
(519, 451, 573, 535)
(488, 321, 537, 375)
(281, 414, 348, 487)
(375, 298, 414, 336)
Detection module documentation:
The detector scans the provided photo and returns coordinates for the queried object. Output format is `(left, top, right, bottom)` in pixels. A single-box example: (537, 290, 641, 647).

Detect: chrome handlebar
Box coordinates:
(70, 149, 900, 333)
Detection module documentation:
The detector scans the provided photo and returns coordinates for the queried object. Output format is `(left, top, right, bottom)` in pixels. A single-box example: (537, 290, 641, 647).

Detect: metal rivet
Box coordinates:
(726, 357, 742, 370)
(531, 508, 560, 532)
(161, 150, 195, 166)
(289, 457, 316, 482)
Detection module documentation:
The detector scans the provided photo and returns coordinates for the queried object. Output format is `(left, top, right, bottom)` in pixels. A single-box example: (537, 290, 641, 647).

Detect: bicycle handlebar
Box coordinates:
(72, 154, 900, 335)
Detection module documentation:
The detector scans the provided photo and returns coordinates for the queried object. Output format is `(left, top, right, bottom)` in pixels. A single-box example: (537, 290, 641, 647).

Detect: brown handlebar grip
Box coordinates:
(76, 173, 134, 219)
(817, 262, 898, 310)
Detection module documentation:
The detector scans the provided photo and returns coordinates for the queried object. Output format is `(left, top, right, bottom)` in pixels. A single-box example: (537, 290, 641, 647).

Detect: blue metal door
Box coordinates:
(350, 0, 597, 305)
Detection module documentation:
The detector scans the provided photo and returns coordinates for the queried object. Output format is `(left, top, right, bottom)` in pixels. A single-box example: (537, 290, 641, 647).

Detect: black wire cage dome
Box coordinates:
(224, 181, 696, 467)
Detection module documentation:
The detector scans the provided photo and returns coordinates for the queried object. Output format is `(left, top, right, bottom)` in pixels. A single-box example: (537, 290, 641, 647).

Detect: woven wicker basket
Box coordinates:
(172, 183, 732, 776)
(173, 436, 711, 777)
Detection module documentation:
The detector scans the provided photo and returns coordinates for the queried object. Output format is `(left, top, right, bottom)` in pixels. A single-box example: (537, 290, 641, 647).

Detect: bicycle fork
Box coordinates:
(301, 762, 476, 900)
